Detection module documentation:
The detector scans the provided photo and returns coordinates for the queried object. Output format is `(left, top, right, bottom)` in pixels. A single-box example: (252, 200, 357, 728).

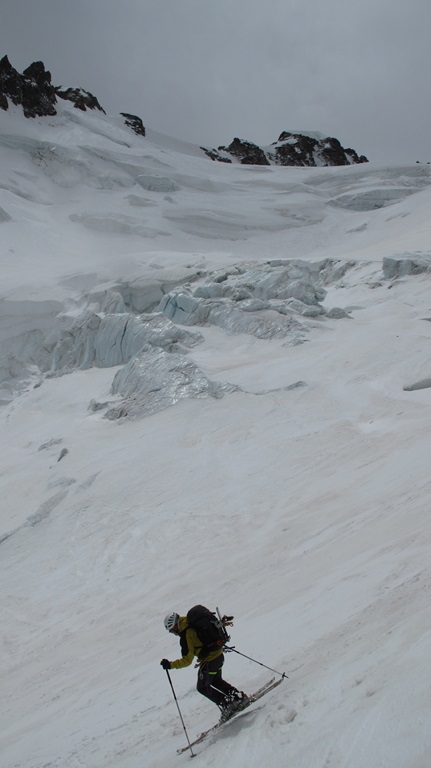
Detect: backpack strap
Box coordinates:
(179, 628, 189, 657)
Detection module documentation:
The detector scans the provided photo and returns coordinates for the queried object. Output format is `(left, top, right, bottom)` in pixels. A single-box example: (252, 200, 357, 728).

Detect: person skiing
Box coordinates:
(161, 610, 248, 722)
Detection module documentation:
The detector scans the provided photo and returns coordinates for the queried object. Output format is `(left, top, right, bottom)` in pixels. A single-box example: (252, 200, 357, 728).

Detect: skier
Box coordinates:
(161, 610, 248, 721)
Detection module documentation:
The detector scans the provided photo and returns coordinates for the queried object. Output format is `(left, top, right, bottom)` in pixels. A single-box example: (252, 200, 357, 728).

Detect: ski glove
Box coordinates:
(160, 658, 171, 670)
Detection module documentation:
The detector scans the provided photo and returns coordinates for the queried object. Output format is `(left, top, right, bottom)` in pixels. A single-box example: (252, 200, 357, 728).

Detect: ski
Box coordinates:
(177, 676, 285, 754)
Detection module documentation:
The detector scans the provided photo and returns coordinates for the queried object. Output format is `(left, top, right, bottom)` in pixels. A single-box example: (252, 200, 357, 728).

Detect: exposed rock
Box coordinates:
(274, 132, 320, 166)
(201, 147, 232, 163)
(121, 112, 146, 137)
(20, 60, 57, 117)
(274, 132, 367, 167)
(0, 56, 105, 118)
(0, 56, 57, 117)
(0, 56, 23, 108)
(202, 131, 368, 167)
(56, 87, 105, 113)
(217, 138, 270, 166)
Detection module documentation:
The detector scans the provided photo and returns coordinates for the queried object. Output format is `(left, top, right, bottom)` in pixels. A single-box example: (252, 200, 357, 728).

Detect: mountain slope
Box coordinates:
(1, 90, 431, 768)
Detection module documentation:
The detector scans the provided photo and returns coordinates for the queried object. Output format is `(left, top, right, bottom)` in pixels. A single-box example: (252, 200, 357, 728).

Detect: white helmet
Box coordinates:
(164, 611, 179, 631)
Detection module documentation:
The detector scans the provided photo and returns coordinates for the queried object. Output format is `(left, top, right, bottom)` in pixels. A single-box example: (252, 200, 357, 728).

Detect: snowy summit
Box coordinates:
(1, 58, 431, 768)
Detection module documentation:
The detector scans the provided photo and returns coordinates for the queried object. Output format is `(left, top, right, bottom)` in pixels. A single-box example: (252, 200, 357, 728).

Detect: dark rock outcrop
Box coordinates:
(274, 131, 367, 166)
(203, 131, 368, 167)
(0, 56, 24, 108)
(200, 147, 232, 163)
(120, 112, 146, 137)
(0, 56, 105, 118)
(56, 87, 105, 113)
(274, 131, 318, 166)
(217, 137, 270, 165)
(0, 55, 57, 117)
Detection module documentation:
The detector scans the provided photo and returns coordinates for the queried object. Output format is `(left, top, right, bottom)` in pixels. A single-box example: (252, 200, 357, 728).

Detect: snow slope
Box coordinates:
(1, 101, 431, 768)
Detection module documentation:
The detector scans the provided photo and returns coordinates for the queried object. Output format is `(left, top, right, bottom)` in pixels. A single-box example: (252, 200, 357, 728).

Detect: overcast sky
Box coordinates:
(1, 0, 430, 163)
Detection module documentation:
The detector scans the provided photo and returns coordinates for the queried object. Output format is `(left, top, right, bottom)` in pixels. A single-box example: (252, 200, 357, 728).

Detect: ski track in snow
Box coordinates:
(1, 102, 431, 768)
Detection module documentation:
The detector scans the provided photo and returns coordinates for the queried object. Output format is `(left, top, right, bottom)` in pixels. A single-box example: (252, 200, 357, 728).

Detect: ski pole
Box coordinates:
(164, 669, 196, 758)
(224, 646, 287, 679)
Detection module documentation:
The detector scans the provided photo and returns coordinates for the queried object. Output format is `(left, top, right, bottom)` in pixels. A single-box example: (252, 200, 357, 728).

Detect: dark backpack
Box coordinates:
(186, 605, 231, 658)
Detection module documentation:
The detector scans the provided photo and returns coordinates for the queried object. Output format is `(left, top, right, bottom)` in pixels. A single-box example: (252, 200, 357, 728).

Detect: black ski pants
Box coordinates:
(197, 653, 239, 706)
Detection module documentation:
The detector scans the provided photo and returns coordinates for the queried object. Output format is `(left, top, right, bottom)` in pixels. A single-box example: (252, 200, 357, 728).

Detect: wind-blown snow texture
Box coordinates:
(1, 101, 431, 768)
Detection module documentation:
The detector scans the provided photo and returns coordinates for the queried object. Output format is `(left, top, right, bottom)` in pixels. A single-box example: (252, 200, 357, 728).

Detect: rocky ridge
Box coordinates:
(0, 55, 367, 166)
(202, 132, 368, 167)
(0, 56, 128, 129)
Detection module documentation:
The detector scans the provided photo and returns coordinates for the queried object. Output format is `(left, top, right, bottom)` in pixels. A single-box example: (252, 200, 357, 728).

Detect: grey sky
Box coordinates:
(1, 0, 430, 163)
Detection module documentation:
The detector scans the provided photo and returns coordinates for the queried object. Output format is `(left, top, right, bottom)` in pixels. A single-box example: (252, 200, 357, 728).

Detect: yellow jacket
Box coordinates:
(169, 615, 223, 669)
